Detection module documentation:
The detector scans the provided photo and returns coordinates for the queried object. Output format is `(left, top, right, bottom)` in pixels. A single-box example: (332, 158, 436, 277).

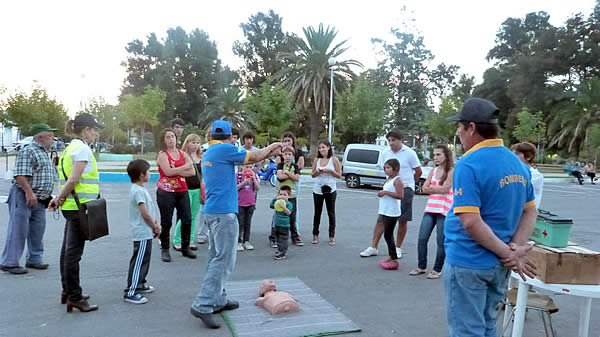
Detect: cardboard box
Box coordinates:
(528, 244, 600, 285)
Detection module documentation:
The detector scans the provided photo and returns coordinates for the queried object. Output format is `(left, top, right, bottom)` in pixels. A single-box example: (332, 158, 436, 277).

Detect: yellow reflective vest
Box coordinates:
(59, 140, 99, 211)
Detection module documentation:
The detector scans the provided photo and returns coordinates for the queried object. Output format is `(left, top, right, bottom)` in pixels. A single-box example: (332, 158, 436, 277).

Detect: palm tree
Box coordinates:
(275, 24, 362, 155)
(200, 87, 254, 131)
(548, 77, 600, 158)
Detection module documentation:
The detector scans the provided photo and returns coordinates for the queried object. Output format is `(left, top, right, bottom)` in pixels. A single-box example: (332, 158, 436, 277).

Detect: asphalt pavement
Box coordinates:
(0, 177, 599, 337)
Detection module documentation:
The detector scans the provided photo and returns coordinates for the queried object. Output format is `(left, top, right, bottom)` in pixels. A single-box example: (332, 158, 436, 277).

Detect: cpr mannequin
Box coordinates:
(255, 280, 299, 315)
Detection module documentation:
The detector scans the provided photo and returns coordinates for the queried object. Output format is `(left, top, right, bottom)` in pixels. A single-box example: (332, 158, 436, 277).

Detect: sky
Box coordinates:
(0, 0, 597, 116)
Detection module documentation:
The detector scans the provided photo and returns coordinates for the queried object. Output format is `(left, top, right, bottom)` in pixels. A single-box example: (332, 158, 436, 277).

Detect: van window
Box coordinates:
(347, 149, 379, 164)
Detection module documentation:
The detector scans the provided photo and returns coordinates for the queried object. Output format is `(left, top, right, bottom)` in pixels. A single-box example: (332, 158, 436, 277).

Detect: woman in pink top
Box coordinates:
(409, 145, 454, 279)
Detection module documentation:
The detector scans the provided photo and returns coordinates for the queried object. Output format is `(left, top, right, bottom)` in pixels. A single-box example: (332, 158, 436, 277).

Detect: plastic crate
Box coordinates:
(530, 210, 573, 247)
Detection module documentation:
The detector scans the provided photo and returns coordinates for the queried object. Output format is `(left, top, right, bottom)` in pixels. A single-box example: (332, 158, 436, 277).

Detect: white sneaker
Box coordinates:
(396, 247, 403, 259)
(243, 242, 254, 250)
(237, 243, 244, 251)
(360, 247, 378, 257)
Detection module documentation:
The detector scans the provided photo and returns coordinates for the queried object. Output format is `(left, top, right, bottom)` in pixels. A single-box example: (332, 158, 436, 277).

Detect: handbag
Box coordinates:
(60, 158, 109, 241)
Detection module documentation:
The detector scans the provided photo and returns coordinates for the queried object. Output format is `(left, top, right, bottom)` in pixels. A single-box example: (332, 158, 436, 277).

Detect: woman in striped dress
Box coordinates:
(409, 145, 454, 279)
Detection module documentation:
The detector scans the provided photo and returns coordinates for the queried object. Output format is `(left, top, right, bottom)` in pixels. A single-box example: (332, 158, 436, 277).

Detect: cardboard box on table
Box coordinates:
(527, 244, 600, 285)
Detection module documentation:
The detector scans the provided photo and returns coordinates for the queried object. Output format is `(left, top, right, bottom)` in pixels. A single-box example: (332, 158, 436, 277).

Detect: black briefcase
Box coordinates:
(72, 194, 109, 241)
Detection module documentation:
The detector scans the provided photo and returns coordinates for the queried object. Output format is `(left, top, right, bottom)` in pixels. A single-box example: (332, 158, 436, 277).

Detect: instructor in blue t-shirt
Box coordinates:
(190, 120, 282, 329)
(444, 98, 538, 337)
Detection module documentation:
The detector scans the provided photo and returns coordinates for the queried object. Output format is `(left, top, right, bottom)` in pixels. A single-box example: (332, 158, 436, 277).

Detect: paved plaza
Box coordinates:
(1, 176, 599, 337)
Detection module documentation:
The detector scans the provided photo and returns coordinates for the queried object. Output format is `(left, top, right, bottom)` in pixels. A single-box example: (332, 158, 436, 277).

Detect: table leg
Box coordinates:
(502, 276, 519, 336)
(578, 297, 592, 337)
(511, 279, 530, 337)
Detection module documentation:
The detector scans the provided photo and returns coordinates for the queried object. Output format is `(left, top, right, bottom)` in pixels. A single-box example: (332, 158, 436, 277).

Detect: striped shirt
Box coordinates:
(13, 140, 57, 199)
(424, 167, 453, 216)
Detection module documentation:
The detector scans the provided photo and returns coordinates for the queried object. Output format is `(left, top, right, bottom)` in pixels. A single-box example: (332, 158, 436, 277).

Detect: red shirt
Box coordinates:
(157, 149, 189, 192)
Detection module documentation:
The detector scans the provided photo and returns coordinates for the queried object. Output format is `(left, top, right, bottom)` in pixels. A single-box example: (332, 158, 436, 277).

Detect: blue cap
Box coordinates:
(211, 120, 232, 136)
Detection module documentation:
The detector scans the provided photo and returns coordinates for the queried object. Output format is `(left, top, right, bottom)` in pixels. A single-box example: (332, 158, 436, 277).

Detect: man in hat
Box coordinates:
(1, 123, 57, 274)
(190, 120, 282, 329)
(443, 98, 538, 336)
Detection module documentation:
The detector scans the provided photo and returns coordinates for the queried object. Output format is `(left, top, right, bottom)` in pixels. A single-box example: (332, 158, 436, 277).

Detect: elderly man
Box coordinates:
(190, 120, 282, 329)
(1, 123, 57, 274)
(444, 98, 537, 337)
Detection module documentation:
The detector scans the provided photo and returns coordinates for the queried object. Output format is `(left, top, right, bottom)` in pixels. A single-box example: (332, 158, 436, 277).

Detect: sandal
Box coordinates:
(427, 271, 442, 279)
(328, 238, 336, 246)
(409, 268, 426, 276)
(312, 236, 319, 244)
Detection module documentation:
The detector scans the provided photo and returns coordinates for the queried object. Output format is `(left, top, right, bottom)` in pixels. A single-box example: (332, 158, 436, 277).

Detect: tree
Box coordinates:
(372, 29, 458, 136)
(122, 27, 223, 126)
(232, 10, 296, 91)
(0, 87, 68, 137)
(201, 87, 253, 131)
(512, 108, 546, 144)
(427, 95, 463, 143)
(120, 86, 165, 153)
(243, 80, 296, 140)
(276, 23, 362, 155)
(335, 74, 389, 144)
(82, 98, 123, 144)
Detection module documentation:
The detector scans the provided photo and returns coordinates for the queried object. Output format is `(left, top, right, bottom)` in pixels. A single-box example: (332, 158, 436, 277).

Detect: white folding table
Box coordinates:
(510, 272, 600, 337)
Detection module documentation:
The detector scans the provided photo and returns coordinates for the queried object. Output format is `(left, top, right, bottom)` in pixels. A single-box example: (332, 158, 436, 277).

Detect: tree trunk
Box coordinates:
(308, 103, 321, 158)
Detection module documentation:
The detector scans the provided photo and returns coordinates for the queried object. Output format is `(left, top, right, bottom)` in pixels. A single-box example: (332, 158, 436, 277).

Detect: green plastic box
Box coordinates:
(530, 218, 573, 248)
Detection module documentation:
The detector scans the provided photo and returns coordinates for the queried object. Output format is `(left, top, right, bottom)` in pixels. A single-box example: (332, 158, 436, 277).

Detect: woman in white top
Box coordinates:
(311, 140, 341, 246)
(376, 159, 405, 270)
(511, 142, 544, 209)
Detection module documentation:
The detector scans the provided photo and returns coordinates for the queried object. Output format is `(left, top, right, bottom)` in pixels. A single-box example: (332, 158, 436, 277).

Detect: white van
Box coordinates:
(342, 144, 431, 194)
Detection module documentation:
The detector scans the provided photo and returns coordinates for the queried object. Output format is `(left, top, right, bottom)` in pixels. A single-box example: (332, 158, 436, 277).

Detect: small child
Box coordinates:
(271, 146, 302, 246)
(376, 159, 404, 271)
(270, 185, 293, 260)
(125, 159, 162, 304)
(237, 164, 260, 251)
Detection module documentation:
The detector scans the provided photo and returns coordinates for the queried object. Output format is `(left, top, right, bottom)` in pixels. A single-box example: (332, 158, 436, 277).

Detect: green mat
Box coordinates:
(222, 277, 361, 337)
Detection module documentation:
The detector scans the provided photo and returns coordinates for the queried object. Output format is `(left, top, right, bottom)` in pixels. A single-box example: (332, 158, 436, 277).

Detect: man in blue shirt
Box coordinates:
(190, 120, 282, 329)
(444, 98, 538, 337)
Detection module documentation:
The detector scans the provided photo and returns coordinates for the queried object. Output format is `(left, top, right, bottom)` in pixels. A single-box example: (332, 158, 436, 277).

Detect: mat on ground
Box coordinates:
(222, 277, 360, 337)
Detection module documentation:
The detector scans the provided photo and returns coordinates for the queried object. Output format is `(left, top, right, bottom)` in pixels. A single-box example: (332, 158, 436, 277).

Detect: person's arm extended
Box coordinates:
(428, 168, 454, 194)
(246, 143, 282, 164)
(413, 166, 423, 184)
(421, 169, 435, 194)
(156, 152, 191, 176)
(15, 175, 37, 207)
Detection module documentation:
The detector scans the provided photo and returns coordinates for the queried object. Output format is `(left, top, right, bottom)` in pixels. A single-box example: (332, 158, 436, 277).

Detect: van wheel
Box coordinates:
(415, 179, 426, 195)
(346, 174, 360, 188)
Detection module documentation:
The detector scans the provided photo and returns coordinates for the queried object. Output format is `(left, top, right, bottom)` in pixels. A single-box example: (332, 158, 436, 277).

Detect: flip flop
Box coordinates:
(409, 268, 426, 276)
(427, 271, 442, 279)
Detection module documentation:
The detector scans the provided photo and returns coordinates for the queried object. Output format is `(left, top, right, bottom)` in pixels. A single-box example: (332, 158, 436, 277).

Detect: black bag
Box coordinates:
(61, 159, 109, 241)
(321, 185, 332, 194)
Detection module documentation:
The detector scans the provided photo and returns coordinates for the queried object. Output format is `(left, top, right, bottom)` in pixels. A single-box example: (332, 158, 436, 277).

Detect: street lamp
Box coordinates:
(328, 57, 336, 144)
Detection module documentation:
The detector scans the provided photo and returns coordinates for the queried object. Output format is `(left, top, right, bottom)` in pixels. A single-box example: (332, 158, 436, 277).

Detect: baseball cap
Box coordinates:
(30, 123, 57, 136)
(74, 113, 104, 129)
(211, 120, 232, 136)
(447, 98, 500, 124)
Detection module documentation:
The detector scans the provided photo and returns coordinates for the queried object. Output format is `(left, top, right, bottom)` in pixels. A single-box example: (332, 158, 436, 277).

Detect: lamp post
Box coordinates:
(328, 57, 336, 144)
(112, 116, 116, 145)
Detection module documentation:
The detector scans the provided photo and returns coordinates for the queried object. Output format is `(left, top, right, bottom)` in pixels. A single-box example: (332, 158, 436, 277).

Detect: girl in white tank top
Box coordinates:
(376, 159, 404, 270)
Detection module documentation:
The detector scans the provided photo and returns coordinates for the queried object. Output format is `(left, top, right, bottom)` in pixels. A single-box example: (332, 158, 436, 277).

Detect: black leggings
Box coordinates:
(156, 189, 191, 250)
(381, 215, 400, 260)
(312, 191, 336, 238)
(237, 205, 256, 243)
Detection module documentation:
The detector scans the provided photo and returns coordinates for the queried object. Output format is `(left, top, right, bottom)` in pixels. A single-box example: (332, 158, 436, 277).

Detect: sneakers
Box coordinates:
(237, 243, 245, 251)
(243, 242, 254, 250)
(270, 240, 278, 248)
(197, 237, 207, 244)
(0, 265, 28, 274)
(273, 252, 287, 260)
(124, 294, 148, 304)
(396, 247, 403, 259)
(123, 284, 155, 294)
(360, 247, 378, 257)
(292, 237, 304, 246)
(161, 249, 171, 262)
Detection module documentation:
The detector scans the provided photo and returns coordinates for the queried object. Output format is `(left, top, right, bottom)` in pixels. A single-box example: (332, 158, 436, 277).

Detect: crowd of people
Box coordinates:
(0, 97, 585, 336)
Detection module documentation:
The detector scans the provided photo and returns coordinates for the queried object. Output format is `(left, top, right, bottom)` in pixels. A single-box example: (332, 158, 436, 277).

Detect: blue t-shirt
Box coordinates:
(444, 139, 536, 269)
(202, 141, 249, 214)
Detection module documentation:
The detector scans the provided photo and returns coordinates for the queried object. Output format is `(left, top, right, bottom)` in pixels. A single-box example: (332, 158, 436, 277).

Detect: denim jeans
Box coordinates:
(417, 212, 446, 272)
(60, 210, 87, 302)
(1, 185, 48, 266)
(444, 263, 509, 337)
(192, 213, 239, 313)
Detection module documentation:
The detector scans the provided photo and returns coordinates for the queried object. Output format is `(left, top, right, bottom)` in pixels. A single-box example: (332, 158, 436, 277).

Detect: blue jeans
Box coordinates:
(444, 263, 509, 337)
(1, 185, 47, 266)
(192, 213, 239, 313)
(417, 212, 446, 272)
